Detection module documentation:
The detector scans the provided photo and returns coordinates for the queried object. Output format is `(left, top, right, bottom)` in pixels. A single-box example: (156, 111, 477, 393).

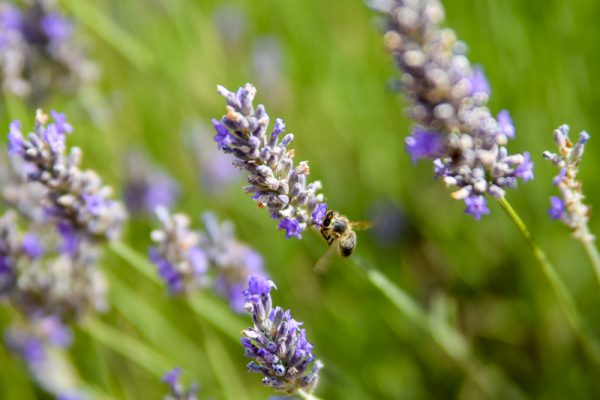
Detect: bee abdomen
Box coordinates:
(338, 231, 356, 257)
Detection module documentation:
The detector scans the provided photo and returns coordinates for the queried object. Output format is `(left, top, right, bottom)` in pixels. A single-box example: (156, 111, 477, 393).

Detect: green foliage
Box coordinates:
(2, 0, 600, 398)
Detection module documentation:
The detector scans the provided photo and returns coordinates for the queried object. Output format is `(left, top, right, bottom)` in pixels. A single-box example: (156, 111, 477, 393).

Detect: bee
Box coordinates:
(315, 209, 371, 272)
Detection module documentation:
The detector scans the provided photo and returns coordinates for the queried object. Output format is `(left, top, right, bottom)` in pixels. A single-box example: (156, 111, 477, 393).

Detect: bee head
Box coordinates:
(322, 210, 337, 228)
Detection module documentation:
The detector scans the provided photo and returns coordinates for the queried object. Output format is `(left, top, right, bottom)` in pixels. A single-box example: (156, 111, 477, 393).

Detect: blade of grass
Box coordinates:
(61, 0, 155, 70)
(202, 324, 250, 400)
(79, 317, 172, 379)
(107, 275, 208, 375)
(109, 241, 244, 343)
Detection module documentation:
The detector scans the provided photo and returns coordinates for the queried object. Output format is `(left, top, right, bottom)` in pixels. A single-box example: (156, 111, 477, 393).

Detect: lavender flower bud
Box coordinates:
(182, 120, 240, 194)
(544, 125, 593, 242)
(5, 319, 85, 399)
(241, 276, 322, 395)
(212, 84, 326, 238)
(6, 110, 127, 242)
(149, 207, 209, 294)
(370, 0, 533, 219)
(0, 209, 107, 322)
(149, 208, 269, 312)
(123, 151, 180, 215)
(199, 212, 268, 312)
(162, 368, 199, 400)
(0, 1, 98, 103)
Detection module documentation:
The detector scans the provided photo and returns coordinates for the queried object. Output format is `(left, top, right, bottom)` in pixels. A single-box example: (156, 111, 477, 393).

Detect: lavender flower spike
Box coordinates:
(162, 368, 199, 400)
(370, 0, 533, 219)
(149, 206, 209, 294)
(213, 84, 326, 238)
(241, 275, 323, 395)
(543, 125, 593, 242)
(7, 110, 127, 241)
(200, 212, 268, 313)
(0, 1, 98, 102)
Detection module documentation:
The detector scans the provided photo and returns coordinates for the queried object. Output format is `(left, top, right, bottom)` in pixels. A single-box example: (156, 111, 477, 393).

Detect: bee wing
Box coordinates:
(313, 244, 338, 274)
(350, 221, 372, 231)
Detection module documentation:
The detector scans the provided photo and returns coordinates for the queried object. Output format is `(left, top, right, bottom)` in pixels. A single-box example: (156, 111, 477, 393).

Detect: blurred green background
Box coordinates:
(2, 0, 600, 399)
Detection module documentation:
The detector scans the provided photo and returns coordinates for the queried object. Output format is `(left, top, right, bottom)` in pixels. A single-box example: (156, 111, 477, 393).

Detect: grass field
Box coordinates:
(2, 0, 600, 399)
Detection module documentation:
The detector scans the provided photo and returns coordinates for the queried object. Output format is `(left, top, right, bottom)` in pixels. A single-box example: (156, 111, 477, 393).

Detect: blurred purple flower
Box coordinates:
(464, 195, 490, 220)
(405, 128, 444, 163)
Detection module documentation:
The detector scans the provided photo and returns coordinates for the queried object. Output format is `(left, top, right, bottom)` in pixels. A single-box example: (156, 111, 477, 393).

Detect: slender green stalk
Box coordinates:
(298, 389, 324, 400)
(350, 256, 523, 399)
(61, 0, 155, 70)
(108, 241, 244, 342)
(79, 317, 172, 379)
(497, 197, 583, 334)
(202, 325, 251, 400)
(580, 227, 600, 287)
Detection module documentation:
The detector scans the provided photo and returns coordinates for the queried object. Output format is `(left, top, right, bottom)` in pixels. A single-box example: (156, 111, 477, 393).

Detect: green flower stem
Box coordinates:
(79, 317, 172, 379)
(497, 197, 583, 334)
(108, 241, 244, 342)
(580, 228, 600, 287)
(350, 256, 523, 399)
(297, 389, 324, 400)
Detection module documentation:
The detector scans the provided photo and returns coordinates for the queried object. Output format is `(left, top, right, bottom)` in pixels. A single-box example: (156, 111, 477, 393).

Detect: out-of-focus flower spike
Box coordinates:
(6, 110, 127, 242)
(149, 206, 208, 295)
(162, 367, 199, 400)
(370, 0, 533, 219)
(0, 1, 98, 103)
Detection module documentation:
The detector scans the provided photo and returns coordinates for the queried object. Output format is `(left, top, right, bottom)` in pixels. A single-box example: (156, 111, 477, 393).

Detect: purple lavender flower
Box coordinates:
(0, 207, 108, 327)
(370, 0, 533, 219)
(469, 67, 490, 98)
(149, 207, 208, 294)
(543, 125, 593, 242)
(40, 13, 72, 41)
(241, 275, 322, 395)
(5, 319, 87, 399)
(213, 84, 326, 237)
(405, 128, 444, 163)
(162, 367, 199, 400)
(21, 233, 45, 259)
(183, 120, 240, 195)
(497, 110, 515, 139)
(548, 196, 565, 220)
(464, 195, 490, 221)
(0, 1, 98, 102)
(123, 151, 180, 215)
(200, 212, 268, 312)
(277, 218, 303, 239)
(7, 110, 127, 241)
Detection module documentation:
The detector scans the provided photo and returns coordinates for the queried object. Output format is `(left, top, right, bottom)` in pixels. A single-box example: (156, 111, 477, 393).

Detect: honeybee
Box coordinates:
(315, 210, 371, 272)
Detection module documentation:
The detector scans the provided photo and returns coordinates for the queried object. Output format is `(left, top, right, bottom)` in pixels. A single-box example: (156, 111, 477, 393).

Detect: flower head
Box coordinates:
(241, 276, 322, 395)
(213, 84, 326, 238)
(123, 151, 180, 215)
(6, 110, 127, 242)
(370, 0, 533, 219)
(543, 125, 593, 242)
(199, 212, 268, 312)
(0, 1, 98, 102)
(5, 319, 86, 399)
(149, 207, 208, 294)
